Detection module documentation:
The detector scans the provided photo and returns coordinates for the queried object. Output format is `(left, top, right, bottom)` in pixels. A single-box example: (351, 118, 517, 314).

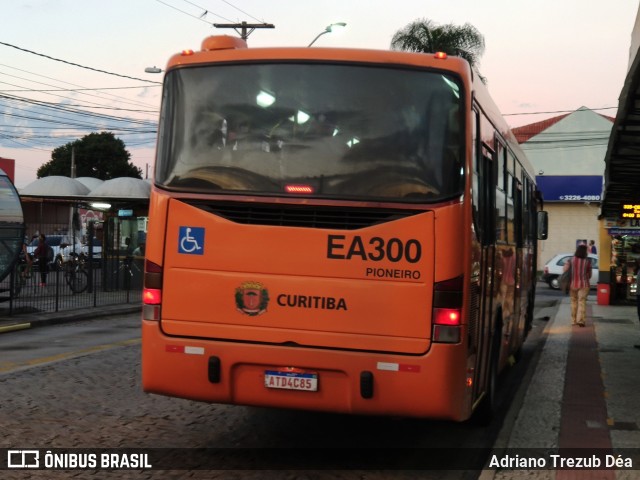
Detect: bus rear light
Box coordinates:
(145, 260, 162, 273)
(285, 184, 314, 194)
(433, 325, 461, 343)
(143, 288, 162, 305)
(143, 304, 161, 321)
(144, 260, 163, 289)
(143, 260, 163, 320)
(181, 49, 194, 56)
(432, 277, 463, 343)
(435, 52, 447, 59)
(434, 308, 461, 326)
(433, 308, 462, 343)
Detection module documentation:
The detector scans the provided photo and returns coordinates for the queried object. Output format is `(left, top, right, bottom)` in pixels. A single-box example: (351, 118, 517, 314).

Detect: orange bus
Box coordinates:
(142, 35, 548, 422)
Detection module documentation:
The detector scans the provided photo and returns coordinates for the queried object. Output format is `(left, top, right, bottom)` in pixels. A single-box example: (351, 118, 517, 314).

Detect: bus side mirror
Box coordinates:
(537, 211, 548, 240)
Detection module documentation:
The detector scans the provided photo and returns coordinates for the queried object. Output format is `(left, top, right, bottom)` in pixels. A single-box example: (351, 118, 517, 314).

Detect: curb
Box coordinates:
(0, 305, 141, 334)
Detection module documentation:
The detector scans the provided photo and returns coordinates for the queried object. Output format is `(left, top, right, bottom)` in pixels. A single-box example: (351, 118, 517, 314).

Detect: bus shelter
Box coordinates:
(1, 176, 150, 316)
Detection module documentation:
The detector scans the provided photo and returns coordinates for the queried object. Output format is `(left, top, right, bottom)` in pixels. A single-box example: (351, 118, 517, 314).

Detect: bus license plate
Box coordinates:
(264, 370, 318, 392)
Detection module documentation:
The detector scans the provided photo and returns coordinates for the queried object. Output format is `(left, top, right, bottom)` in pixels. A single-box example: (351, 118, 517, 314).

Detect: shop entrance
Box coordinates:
(611, 235, 640, 304)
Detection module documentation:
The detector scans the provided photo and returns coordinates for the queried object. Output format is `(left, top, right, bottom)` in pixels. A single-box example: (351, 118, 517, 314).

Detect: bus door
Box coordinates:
(512, 178, 525, 348)
(472, 138, 498, 402)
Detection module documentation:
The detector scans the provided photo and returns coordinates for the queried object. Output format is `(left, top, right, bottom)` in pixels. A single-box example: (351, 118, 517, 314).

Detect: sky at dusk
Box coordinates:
(1, 0, 638, 187)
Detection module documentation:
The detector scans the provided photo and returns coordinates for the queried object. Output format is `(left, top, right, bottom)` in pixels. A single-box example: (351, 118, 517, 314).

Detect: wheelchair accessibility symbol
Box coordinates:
(178, 226, 204, 255)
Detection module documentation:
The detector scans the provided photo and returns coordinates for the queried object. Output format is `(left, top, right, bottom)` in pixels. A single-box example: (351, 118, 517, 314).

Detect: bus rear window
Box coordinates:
(156, 63, 464, 203)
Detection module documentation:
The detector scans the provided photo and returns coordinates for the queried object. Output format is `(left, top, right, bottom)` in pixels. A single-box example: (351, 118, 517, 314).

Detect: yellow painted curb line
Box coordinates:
(0, 323, 31, 333)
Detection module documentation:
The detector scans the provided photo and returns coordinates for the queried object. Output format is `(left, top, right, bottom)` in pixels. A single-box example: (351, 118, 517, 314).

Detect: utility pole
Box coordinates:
(213, 21, 274, 40)
(71, 147, 76, 179)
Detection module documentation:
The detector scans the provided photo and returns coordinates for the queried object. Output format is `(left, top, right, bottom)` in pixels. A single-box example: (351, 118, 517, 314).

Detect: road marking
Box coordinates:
(0, 323, 31, 334)
(0, 338, 141, 373)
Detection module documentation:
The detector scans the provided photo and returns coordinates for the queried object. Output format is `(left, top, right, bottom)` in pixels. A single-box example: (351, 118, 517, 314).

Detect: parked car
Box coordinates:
(26, 234, 84, 268)
(542, 253, 599, 289)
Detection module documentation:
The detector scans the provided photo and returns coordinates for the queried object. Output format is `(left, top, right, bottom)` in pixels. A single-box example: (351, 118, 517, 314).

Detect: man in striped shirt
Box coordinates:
(563, 244, 592, 327)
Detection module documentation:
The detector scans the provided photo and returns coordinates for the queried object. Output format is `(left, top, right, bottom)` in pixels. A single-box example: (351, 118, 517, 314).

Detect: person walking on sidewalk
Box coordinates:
(563, 243, 592, 327)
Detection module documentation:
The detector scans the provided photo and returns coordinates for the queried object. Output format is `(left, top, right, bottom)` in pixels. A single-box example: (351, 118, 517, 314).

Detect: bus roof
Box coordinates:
(164, 35, 534, 181)
(165, 35, 472, 79)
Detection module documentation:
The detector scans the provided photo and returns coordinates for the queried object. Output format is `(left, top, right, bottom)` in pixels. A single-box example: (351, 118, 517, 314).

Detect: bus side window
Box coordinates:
(480, 147, 496, 246)
(472, 108, 481, 239)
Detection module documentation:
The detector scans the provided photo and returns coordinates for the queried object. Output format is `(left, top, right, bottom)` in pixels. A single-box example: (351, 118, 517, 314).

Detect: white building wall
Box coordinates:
(522, 108, 611, 176)
(516, 107, 611, 270)
(538, 203, 600, 269)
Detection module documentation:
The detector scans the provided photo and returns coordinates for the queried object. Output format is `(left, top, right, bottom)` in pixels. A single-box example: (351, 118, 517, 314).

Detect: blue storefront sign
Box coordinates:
(535, 175, 602, 202)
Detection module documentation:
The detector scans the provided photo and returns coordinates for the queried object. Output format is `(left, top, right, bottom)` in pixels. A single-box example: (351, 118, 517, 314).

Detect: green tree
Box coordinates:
(390, 18, 486, 83)
(37, 131, 142, 179)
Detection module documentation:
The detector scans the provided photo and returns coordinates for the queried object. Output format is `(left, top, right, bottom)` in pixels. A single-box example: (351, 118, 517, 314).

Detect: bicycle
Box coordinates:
(63, 253, 89, 293)
(120, 256, 136, 290)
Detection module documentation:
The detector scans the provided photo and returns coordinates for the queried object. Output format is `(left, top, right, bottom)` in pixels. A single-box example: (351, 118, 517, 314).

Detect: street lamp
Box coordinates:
(308, 22, 347, 47)
(144, 66, 163, 74)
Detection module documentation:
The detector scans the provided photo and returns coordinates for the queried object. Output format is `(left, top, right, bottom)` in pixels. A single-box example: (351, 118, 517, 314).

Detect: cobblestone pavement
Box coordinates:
(0, 343, 480, 480)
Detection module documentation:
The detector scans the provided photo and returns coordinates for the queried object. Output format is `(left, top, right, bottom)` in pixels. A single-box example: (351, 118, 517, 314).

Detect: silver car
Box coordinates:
(27, 234, 83, 268)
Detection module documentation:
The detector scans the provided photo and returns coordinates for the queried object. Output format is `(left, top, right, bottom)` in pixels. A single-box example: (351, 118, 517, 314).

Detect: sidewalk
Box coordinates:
(488, 296, 640, 479)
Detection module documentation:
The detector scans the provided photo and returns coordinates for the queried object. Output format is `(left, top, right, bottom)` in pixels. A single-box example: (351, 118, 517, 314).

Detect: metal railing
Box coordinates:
(0, 254, 142, 316)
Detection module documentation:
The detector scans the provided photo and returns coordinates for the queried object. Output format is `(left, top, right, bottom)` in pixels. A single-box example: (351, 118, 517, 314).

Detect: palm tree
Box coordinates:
(390, 18, 486, 83)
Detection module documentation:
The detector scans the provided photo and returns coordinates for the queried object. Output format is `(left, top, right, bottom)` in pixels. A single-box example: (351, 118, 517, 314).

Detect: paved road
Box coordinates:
(0, 314, 140, 374)
(0, 296, 558, 479)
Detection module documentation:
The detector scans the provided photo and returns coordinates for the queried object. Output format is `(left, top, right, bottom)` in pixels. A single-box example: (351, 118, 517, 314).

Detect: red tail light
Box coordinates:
(432, 276, 463, 344)
(143, 288, 161, 305)
(434, 308, 461, 326)
(143, 260, 163, 320)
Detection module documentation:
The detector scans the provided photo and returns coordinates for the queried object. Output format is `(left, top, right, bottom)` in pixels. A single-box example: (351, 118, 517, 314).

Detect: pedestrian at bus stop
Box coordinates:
(33, 233, 51, 287)
(563, 243, 592, 327)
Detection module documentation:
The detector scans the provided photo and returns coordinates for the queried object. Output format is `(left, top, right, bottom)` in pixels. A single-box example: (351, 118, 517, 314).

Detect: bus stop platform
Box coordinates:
(485, 295, 640, 479)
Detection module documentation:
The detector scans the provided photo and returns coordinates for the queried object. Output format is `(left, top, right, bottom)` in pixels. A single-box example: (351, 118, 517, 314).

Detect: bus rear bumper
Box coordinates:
(142, 321, 472, 421)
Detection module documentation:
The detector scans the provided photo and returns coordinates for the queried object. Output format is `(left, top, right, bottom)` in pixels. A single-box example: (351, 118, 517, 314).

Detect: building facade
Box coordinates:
(512, 107, 613, 272)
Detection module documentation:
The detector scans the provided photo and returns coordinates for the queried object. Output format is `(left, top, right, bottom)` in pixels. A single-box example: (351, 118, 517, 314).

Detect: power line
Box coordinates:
(157, 0, 271, 37)
(504, 106, 617, 117)
(0, 62, 159, 109)
(0, 94, 157, 127)
(0, 40, 162, 85)
(219, 0, 264, 23)
(178, 0, 234, 21)
(0, 76, 157, 113)
(155, 0, 233, 23)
